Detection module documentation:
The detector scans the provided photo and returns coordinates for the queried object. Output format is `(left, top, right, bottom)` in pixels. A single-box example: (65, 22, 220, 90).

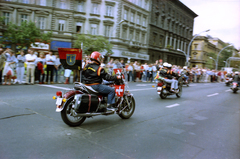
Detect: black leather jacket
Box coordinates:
(159, 68, 177, 79)
(82, 61, 116, 85)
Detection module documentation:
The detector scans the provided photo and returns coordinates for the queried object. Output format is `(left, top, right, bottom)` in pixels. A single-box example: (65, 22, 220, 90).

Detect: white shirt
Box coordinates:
(143, 64, 149, 71)
(46, 54, 56, 65)
(54, 57, 61, 66)
(25, 54, 37, 65)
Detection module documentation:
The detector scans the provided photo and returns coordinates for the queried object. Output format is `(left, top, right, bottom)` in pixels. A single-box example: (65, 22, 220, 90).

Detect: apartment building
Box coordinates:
(147, 0, 198, 65)
(0, 0, 151, 62)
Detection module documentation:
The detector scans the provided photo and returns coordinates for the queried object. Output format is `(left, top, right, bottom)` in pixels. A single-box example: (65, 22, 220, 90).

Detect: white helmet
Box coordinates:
(235, 71, 239, 75)
(167, 64, 172, 68)
(183, 66, 187, 70)
(163, 62, 168, 67)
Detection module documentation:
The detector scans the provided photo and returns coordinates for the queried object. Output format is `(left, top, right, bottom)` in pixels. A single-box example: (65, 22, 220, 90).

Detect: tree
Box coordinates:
(0, 19, 52, 51)
(73, 34, 113, 55)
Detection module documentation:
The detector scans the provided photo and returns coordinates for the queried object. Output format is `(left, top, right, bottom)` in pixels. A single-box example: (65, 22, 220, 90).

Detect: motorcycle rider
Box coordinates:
(159, 62, 179, 93)
(82, 51, 121, 111)
(233, 71, 240, 86)
(182, 66, 189, 83)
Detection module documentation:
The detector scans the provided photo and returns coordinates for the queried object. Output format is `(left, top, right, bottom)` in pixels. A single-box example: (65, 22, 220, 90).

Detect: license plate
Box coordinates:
(157, 87, 162, 91)
(56, 97, 63, 105)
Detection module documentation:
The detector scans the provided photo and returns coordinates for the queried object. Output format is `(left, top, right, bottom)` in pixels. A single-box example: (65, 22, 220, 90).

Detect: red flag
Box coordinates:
(114, 85, 125, 97)
(58, 48, 82, 70)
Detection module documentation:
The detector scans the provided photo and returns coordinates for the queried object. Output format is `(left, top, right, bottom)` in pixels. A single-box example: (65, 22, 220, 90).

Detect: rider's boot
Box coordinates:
(107, 103, 116, 111)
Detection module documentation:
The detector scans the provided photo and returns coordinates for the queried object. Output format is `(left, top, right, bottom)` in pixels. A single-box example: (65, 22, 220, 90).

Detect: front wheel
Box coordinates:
(61, 96, 86, 127)
(118, 96, 135, 119)
(160, 89, 167, 99)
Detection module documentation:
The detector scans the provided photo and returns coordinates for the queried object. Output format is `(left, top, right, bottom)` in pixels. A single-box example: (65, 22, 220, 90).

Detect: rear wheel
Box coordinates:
(176, 85, 182, 98)
(119, 96, 135, 119)
(61, 96, 86, 127)
(160, 89, 167, 99)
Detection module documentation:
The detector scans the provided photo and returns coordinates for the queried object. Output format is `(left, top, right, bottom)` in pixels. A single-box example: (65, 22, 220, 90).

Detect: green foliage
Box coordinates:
(73, 34, 113, 55)
(0, 19, 52, 49)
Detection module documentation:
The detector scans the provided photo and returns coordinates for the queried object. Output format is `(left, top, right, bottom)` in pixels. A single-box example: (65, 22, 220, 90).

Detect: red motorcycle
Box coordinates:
(53, 69, 135, 127)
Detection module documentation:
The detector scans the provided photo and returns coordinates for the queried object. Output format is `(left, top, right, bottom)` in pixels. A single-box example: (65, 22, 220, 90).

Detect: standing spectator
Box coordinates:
(142, 63, 149, 82)
(133, 61, 138, 82)
(54, 54, 63, 83)
(120, 59, 125, 68)
(128, 62, 134, 82)
(16, 50, 25, 84)
(3, 49, 17, 85)
(36, 52, 46, 84)
(152, 63, 157, 82)
(107, 58, 114, 75)
(0, 45, 7, 85)
(45, 51, 56, 84)
(25, 48, 37, 85)
(148, 64, 153, 82)
(64, 69, 72, 84)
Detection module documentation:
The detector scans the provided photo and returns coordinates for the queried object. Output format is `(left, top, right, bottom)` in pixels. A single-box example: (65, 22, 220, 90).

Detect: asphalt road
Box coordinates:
(0, 82, 239, 159)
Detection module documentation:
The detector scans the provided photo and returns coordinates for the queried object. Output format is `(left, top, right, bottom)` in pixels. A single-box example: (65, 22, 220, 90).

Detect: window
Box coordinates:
(38, 17, 45, 29)
(58, 20, 65, 31)
(40, 0, 46, 6)
(122, 28, 127, 39)
(21, 14, 28, 22)
(76, 22, 82, 33)
(135, 32, 139, 42)
(144, 0, 148, 10)
(141, 33, 145, 44)
(91, 24, 98, 35)
(59, 0, 66, 9)
(130, 12, 134, 23)
(104, 25, 111, 37)
(78, 1, 84, 12)
(3, 12, 10, 25)
(106, 6, 112, 16)
(129, 30, 133, 40)
(136, 15, 140, 24)
(22, 0, 29, 3)
(142, 17, 146, 26)
(124, 9, 128, 20)
(194, 44, 198, 50)
(92, 3, 99, 14)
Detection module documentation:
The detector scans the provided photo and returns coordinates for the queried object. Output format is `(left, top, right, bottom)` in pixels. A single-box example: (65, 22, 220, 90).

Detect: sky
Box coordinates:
(180, 0, 240, 50)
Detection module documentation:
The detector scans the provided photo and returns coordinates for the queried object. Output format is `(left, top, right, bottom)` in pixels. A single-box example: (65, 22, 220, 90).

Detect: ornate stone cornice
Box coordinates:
(73, 15, 86, 20)
(103, 20, 114, 25)
(91, 0, 102, 4)
(17, 8, 32, 13)
(35, 10, 49, 15)
(0, 5, 14, 11)
(105, 1, 115, 6)
(53, 13, 70, 18)
(89, 18, 100, 23)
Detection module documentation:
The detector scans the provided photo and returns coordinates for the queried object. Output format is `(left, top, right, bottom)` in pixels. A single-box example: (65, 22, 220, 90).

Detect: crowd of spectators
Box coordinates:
(0, 44, 231, 85)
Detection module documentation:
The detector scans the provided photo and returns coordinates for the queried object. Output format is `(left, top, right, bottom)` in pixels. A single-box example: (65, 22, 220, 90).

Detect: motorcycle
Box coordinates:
(225, 77, 232, 86)
(182, 76, 190, 87)
(53, 69, 135, 127)
(156, 73, 183, 99)
(231, 81, 239, 93)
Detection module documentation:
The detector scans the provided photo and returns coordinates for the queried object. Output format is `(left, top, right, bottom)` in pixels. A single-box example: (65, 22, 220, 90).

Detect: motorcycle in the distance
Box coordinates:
(53, 69, 135, 127)
(225, 77, 232, 86)
(182, 76, 190, 87)
(231, 81, 239, 93)
(156, 73, 183, 99)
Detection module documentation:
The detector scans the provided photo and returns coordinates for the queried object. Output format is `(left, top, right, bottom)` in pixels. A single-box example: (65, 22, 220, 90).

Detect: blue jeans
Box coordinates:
(91, 84, 115, 104)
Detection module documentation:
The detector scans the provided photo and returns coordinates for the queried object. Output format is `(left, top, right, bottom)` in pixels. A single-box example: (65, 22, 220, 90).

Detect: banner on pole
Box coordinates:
(58, 48, 82, 70)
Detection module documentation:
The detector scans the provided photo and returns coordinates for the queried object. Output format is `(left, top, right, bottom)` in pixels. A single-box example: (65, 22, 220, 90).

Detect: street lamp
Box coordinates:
(177, 49, 188, 65)
(187, 29, 210, 66)
(209, 57, 217, 70)
(223, 61, 227, 67)
(216, 44, 232, 70)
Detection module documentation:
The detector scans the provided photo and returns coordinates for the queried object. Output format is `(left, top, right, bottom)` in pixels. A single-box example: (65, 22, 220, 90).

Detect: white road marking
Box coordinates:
(129, 88, 156, 92)
(207, 93, 219, 97)
(225, 89, 232, 92)
(39, 84, 72, 90)
(166, 103, 180, 108)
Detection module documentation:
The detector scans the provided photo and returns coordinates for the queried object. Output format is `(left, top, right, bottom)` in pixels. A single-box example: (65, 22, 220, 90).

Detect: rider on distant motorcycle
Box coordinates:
(82, 51, 121, 111)
(181, 66, 189, 83)
(159, 62, 179, 93)
(233, 72, 240, 86)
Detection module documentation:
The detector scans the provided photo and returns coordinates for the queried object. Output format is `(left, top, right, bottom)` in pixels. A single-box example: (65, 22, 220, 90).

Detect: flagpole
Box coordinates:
(80, 42, 83, 83)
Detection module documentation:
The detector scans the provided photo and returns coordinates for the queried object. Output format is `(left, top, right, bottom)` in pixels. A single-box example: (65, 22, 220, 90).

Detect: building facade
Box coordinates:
(0, 0, 151, 62)
(147, 0, 198, 65)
